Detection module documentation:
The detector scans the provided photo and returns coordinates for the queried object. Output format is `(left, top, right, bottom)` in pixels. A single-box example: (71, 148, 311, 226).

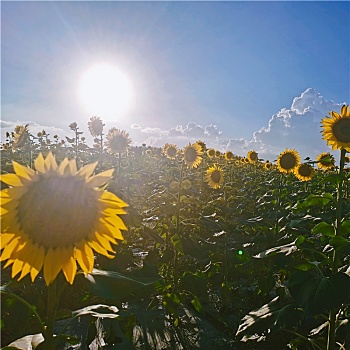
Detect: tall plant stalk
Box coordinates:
(327, 148, 346, 350)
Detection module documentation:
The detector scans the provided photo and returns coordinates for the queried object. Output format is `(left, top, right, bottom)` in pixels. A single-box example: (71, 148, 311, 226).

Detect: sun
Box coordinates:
(78, 63, 134, 117)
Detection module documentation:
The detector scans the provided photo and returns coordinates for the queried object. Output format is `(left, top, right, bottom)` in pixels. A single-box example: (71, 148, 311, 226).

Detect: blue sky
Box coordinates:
(1, 1, 349, 160)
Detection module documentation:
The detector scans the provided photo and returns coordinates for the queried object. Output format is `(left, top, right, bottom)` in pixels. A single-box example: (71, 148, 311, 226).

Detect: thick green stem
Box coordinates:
(327, 148, 346, 350)
(44, 279, 57, 350)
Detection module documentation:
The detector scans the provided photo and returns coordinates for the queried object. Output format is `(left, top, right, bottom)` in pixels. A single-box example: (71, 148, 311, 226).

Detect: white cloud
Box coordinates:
(135, 88, 344, 161)
(131, 124, 141, 129)
(1, 120, 67, 143)
(2, 89, 344, 162)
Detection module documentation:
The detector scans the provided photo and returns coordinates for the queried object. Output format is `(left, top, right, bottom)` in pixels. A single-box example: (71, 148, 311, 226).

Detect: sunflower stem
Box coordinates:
(0, 289, 45, 334)
(327, 148, 346, 350)
(44, 279, 57, 350)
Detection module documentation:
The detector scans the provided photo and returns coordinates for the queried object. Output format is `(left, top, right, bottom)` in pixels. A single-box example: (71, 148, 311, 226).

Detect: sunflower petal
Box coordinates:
(44, 248, 61, 285)
(87, 169, 114, 188)
(30, 244, 45, 281)
(12, 162, 35, 180)
(34, 153, 46, 173)
(0, 174, 23, 187)
(77, 162, 98, 179)
(61, 247, 77, 284)
(11, 259, 24, 278)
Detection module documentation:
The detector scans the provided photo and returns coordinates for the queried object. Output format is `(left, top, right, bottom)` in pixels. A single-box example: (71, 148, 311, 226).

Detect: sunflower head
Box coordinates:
(215, 150, 221, 158)
(13, 125, 30, 149)
(183, 143, 203, 168)
(0, 153, 128, 285)
(294, 163, 314, 181)
(264, 161, 272, 170)
(196, 140, 206, 152)
(105, 128, 131, 154)
(88, 116, 105, 137)
(205, 165, 224, 189)
(321, 105, 350, 151)
(207, 148, 216, 158)
(316, 152, 335, 170)
(277, 148, 300, 173)
(247, 151, 258, 163)
(163, 144, 178, 159)
(225, 151, 234, 161)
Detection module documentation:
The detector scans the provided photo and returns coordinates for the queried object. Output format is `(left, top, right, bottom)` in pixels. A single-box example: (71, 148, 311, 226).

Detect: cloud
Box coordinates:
(1, 120, 67, 142)
(135, 88, 344, 161)
(131, 124, 141, 129)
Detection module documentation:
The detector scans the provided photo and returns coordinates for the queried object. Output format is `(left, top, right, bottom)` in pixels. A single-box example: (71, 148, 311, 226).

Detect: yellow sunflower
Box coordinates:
(196, 140, 206, 152)
(163, 144, 178, 159)
(247, 151, 258, 163)
(207, 148, 216, 158)
(277, 149, 300, 173)
(13, 125, 30, 149)
(316, 152, 335, 170)
(321, 105, 350, 151)
(205, 165, 224, 189)
(215, 150, 221, 158)
(183, 143, 203, 168)
(225, 151, 234, 161)
(105, 128, 131, 154)
(0, 153, 128, 285)
(264, 161, 272, 170)
(88, 116, 105, 137)
(294, 163, 314, 181)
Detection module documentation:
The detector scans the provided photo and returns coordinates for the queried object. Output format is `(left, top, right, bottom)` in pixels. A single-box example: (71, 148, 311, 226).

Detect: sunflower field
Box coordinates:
(1, 106, 350, 350)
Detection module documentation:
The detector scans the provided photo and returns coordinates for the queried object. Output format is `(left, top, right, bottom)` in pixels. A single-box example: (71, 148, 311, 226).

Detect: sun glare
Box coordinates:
(78, 63, 133, 117)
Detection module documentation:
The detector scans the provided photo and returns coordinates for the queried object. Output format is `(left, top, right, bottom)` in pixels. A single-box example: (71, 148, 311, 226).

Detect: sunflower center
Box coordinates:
(110, 135, 127, 151)
(185, 148, 197, 162)
(298, 165, 312, 177)
(332, 118, 350, 143)
(17, 175, 99, 249)
(211, 170, 221, 183)
(167, 147, 177, 157)
(249, 152, 258, 161)
(280, 153, 297, 170)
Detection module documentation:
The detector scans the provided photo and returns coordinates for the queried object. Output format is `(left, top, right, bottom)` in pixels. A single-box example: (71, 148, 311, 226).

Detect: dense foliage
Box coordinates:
(1, 116, 349, 350)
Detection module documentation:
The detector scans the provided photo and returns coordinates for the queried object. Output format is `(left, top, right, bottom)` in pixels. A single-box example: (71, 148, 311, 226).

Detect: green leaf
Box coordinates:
(329, 236, 349, 252)
(301, 193, 333, 208)
(85, 268, 161, 300)
(236, 297, 301, 339)
(340, 220, 350, 236)
(171, 234, 184, 254)
(312, 222, 335, 237)
(287, 271, 350, 315)
(191, 296, 203, 313)
(162, 293, 180, 314)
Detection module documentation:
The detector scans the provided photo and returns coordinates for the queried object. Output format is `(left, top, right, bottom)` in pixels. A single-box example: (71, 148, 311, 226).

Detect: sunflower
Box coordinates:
(88, 116, 105, 137)
(183, 143, 203, 168)
(321, 105, 350, 151)
(215, 150, 221, 158)
(196, 140, 206, 152)
(247, 151, 258, 163)
(294, 163, 314, 181)
(225, 151, 234, 161)
(264, 161, 272, 170)
(276, 149, 300, 173)
(0, 153, 128, 285)
(105, 128, 131, 154)
(205, 165, 224, 189)
(163, 144, 178, 159)
(316, 152, 335, 170)
(207, 148, 216, 158)
(13, 125, 29, 149)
